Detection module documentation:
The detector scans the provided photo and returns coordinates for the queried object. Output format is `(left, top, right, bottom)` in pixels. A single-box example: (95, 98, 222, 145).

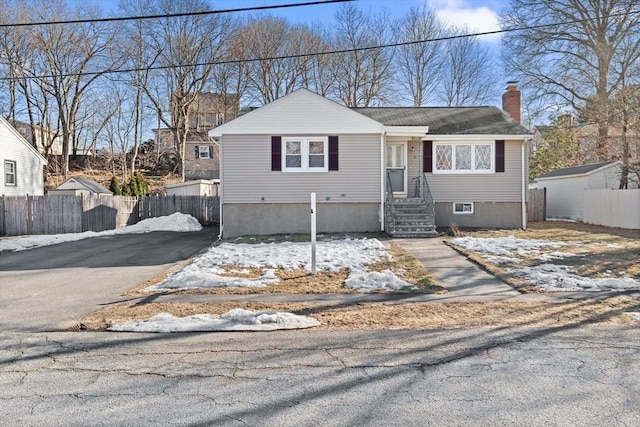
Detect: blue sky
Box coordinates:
(89, 0, 507, 42)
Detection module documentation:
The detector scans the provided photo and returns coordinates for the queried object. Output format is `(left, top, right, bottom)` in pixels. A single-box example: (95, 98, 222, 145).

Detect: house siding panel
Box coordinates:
(222, 134, 381, 204)
(426, 140, 524, 202)
(0, 120, 46, 196)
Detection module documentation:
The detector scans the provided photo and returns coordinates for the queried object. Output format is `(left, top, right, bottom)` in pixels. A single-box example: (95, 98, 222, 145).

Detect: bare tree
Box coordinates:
(143, 0, 231, 179)
(393, 6, 444, 107)
(330, 3, 394, 107)
(26, 0, 119, 176)
(240, 15, 311, 104)
(439, 27, 497, 106)
(501, 0, 640, 160)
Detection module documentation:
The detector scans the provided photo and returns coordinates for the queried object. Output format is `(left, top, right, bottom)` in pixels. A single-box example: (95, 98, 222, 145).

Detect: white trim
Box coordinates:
(198, 145, 211, 159)
(453, 202, 474, 214)
(380, 132, 385, 231)
(385, 126, 429, 136)
(4, 159, 16, 186)
(521, 140, 527, 230)
(422, 134, 529, 141)
(0, 117, 48, 164)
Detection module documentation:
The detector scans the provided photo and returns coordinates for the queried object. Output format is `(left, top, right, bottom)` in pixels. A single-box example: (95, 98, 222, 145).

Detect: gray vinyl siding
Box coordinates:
(222, 134, 381, 204)
(426, 140, 524, 202)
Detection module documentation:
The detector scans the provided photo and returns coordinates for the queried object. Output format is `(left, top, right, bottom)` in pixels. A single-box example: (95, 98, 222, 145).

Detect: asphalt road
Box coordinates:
(2, 326, 640, 426)
(0, 227, 219, 332)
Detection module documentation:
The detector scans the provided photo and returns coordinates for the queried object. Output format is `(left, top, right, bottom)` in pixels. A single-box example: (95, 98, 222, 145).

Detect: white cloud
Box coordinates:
(428, 0, 501, 42)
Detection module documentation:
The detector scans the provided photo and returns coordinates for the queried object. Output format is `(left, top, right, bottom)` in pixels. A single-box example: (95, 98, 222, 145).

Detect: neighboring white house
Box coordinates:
(210, 88, 530, 239)
(534, 161, 634, 221)
(48, 177, 112, 196)
(166, 179, 220, 196)
(0, 117, 48, 196)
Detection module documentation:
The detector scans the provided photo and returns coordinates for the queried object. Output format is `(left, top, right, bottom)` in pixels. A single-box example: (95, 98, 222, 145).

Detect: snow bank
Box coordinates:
(345, 269, 417, 292)
(107, 309, 320, 332)
(0, 213, 202, 252)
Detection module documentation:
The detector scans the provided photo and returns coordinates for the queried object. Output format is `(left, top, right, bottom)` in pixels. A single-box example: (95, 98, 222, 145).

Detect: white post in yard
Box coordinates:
(311, 192, 317, 275)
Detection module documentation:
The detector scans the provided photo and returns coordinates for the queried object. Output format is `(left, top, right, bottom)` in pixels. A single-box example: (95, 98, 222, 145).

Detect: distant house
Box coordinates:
(210, 86, 530, 239)
(534, 161, 636, 221)
(152, 92, 239, 180)
(0, 117, 48, 196)
(9, 119, 64, 156)
(48, 177, 112, 196)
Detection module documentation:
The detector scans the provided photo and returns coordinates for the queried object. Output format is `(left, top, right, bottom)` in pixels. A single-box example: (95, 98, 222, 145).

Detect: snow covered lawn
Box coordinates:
(450, 224, 640, 293)
(145, 238, 423, 294)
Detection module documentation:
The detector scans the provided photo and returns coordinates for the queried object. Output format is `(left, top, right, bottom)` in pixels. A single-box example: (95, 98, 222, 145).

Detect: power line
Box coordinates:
(0, 0, 353, 28)
(2, 7, 640, 82)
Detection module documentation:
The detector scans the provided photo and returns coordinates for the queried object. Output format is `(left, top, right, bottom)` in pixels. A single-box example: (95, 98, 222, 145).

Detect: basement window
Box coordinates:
(453, 202, 474, 214)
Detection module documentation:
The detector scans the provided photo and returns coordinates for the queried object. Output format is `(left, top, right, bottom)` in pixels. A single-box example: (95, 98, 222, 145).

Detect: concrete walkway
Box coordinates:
(152, 237, 552, 305)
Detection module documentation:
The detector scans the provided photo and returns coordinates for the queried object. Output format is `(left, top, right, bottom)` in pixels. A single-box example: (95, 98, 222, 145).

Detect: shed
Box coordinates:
(48, 177, 112, 196)
(534, 161, 630, 221)
(166, 179, 220, 196)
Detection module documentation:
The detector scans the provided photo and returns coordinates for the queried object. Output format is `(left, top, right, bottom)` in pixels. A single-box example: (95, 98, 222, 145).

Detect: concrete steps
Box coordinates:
(386, 197, 437, 238)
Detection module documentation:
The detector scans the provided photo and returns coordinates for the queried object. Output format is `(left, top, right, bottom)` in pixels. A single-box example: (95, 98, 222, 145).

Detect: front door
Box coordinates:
(386, 143, 406, 194)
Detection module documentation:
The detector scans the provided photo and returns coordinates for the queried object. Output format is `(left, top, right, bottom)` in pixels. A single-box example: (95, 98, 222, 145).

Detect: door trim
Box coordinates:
(385, 141, 408, 195)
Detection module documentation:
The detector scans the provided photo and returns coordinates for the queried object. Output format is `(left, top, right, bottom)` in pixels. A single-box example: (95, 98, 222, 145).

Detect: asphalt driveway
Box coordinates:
(0, 227, 218, 332)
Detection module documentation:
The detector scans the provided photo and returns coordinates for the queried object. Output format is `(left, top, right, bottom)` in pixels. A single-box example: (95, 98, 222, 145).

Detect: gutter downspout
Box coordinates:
(380, 131, 386, 231)
(521, 138, 527, 230)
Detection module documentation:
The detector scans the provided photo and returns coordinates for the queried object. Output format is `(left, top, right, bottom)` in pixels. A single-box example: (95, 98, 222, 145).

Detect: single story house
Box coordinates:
(0, 117, 48, 196)
(48, 177, 112, 196)
(166, 179, 220, 196)
(534, 161, 635, 221)
(210, 86, 530, 239)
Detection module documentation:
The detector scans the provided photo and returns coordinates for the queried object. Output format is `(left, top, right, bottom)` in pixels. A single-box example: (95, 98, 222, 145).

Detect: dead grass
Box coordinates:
(80, 296, 640, 331)
(446, 221, 640, 293)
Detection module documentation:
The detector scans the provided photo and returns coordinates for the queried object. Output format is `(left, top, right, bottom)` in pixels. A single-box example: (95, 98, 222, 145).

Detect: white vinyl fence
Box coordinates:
(583, 189, 640, 229)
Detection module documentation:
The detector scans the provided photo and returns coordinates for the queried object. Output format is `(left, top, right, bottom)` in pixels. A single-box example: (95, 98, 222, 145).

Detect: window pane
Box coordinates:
(286, 155, 301, 168)
(309, 141, 324, 154)
(286, 141, 301, 155)
(475, 144, 491, 170)
(435, 145, 452, 170)
(455, 145, 471, 170)
(309, 155, 324, 168)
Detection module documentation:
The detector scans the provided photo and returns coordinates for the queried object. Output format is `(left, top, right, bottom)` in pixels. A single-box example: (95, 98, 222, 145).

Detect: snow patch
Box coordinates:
(344, 269, 417, 292)
(107, 309, 320, 332)
(509, 264, 640, 292)
(451, 236, 572, 256)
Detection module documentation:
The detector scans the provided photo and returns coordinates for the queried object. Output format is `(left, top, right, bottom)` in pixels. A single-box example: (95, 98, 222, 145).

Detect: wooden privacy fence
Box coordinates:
(0, 195, 220, 236)
(527, 188, 546, 222)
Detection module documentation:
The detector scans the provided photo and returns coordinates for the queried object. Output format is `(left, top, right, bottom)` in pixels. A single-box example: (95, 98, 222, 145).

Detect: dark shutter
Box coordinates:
(194, 146, 200, 159)
(328, 135, 339, 171)
(495, 140, 505, 172)
(271, 136, 282, 171)
(209, 145, 214, 158)
(423, 140, 433, 173)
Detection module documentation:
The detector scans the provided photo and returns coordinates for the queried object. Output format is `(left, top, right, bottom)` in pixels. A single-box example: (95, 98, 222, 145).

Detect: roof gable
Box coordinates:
(57, 177, 111, 193)
(0, 117, 48, 163)
(210, 89, 384, 136)
(536, 161, 619, 180)
(353, 106, 530, 135)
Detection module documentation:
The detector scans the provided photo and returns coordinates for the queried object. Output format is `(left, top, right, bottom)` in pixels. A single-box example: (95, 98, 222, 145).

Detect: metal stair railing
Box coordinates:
(385, 171, 396, 232)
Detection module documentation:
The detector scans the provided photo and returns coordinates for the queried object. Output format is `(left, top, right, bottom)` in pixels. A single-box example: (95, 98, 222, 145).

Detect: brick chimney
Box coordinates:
(502, 81, 521, 123)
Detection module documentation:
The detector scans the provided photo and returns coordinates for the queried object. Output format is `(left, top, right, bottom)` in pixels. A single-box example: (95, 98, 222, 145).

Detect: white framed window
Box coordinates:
(4, 160, 16, 186)
(434, 142, 493, 173)
(282, 137, 328, 172)
(453, 202, 474, 214)
(198, 145, 211, 159)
